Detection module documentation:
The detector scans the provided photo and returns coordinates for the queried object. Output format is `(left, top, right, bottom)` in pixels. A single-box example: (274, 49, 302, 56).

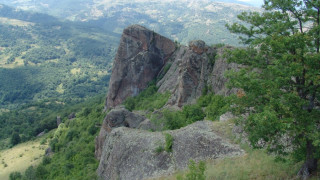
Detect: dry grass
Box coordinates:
(0, 138, 48, 180)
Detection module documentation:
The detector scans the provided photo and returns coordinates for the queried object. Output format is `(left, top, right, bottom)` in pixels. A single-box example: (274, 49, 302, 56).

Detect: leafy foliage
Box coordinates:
(10, 132, 21, 146)
(226, 0, 320, 176)
(124, 83, 170, 112)
(17, 96, 105, 179)
(177, 160, 206, 180)
(0, 6, 117, 108)
(164, 133, 173, 152)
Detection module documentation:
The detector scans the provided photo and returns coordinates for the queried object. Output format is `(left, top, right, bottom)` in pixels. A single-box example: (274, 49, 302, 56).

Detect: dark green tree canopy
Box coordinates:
(226, 0, 320, 178)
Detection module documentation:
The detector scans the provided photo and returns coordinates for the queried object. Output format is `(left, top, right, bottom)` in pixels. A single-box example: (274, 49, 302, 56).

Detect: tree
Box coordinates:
(226, 0, 320, 178)
(10, 132, 21, 146)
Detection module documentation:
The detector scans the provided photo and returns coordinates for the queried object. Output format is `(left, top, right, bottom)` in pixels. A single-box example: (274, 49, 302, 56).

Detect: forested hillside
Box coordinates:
(0, 4, 118, 109)
(0, 5, 118, 147)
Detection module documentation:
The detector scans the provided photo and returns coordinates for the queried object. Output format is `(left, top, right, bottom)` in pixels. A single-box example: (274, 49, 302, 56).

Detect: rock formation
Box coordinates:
(96, 25, 243, 179)
(95, 106, 146, 159)
(105, 25, 176, 109)
(97, 121, 244, 180)
(157, 40, 215, 107)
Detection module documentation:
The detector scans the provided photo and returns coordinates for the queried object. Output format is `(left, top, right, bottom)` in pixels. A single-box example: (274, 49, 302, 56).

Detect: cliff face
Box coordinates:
(105, 25, 176, 109)
(97, 25, 241, 179)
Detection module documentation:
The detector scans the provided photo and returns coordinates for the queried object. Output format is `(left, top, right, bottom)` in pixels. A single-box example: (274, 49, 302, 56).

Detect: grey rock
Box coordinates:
(45, 147, 53, 156)
(97, 121, 244, 180)
(157, 45, 216, 107)
(68, 112, 76, 119)
(95, 106, 146, 159)
(56, 116, 61, 127)
(105, 25, 176, 109)
(219, 112, 235, 122)
(209, 46, 240, 95)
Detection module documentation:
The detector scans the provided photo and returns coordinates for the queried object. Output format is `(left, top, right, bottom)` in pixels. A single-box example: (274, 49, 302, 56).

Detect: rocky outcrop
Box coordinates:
(157, 44, 239, 107)
(105, 25, 176, 109)
(157, 42, 216, 107)
(209, 46, 240, 95)
(95, 106, 146, 159)
(96, 25, 243, 179)
(97, 121, 244, 180)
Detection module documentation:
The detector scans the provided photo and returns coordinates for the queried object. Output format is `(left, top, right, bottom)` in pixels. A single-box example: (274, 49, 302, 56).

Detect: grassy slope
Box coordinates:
(0, 136, 48, 180)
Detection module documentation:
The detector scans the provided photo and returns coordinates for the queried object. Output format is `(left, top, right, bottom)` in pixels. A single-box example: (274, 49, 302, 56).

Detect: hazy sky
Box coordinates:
(238, 0, 264, 7)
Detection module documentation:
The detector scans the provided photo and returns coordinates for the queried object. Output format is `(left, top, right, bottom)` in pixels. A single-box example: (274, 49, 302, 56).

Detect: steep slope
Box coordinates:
(96, 25, 242, 179)
(106, 25, 175, 109)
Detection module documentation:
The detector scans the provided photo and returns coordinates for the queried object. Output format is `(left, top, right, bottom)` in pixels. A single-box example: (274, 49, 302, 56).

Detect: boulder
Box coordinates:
(105, 25, 176, 109)
(68, 112, 76, 119)
(97, 121, 244, 180)
(95, 106, 146, 159)
(56, 116, 61, 127)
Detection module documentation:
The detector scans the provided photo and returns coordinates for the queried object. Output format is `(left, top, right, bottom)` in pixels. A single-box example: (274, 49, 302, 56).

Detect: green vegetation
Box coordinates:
(164, 133, 173, 152)
(10, 132, 21, 146)
(177, 160, 206, 180)
(124, 83, 170, 112)
(9, 96, 105, 180)
(0, 5, 117, 109)
(226, 0, 320, 177)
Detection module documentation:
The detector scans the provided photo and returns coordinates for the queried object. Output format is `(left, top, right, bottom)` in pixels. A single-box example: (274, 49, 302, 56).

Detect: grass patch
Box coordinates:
(0, 137, 48, 180)
(206, 149, 301, 180)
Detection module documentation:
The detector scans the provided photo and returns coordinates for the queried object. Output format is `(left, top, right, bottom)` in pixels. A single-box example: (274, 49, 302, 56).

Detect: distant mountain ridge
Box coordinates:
(0, 0, 260, 46)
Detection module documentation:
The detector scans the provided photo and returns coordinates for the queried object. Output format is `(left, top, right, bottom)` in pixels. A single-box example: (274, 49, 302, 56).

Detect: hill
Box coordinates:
(0, 0, 261, 46)
(0, 4, 118, 109)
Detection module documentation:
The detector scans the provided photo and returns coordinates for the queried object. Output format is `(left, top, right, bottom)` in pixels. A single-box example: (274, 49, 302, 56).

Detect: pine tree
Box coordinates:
(226, 0, 320, 178)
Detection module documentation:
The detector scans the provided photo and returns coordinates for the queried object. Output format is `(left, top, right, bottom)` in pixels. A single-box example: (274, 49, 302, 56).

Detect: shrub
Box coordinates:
(164, 133, 173, 152)
(182, 104, 205, 124)
(10, 132, 21, 146)
(177, 160, 206, 180)
(24, 166, 36, 180)
(9, 172, 22, 180)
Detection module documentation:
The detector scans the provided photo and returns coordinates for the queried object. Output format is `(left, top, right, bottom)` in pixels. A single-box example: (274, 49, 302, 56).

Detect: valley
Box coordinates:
(0, 0, 319, 179)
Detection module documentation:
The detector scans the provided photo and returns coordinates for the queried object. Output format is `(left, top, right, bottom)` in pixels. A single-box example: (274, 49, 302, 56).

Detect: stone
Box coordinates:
(68, 112, 76, 119)
(219, 112, 235, 122)
(56, 116, 61, 127)
(157, 44, 216, 107)
(105, 25, 176, 109)
(95, 106, 146, 159)
(45, 147, 53, 156)
(97, 121, 244, 180)
(37, 131, 45, 137)
(188, 40, 208, 54)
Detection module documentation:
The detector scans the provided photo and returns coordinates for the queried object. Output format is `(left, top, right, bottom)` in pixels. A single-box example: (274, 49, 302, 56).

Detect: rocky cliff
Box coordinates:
(105, 25, 176, 109)
(97, 25, 241, 179)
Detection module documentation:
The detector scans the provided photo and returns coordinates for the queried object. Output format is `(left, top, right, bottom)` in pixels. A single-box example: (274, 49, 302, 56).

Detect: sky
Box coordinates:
(238, 0, 264, 7)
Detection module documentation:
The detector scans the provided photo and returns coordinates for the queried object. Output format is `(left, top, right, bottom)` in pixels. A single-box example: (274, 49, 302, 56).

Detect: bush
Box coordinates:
(177, 160, 206, 180)
(182, 104, 205, 124)
(9, 172, 22, 180)
(162, 110, 186, 130)
(124, 84, 170, 112)
(24, 166, 36, 180)
(164, 133, 173, 152)
(10, 132, 21, 146)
